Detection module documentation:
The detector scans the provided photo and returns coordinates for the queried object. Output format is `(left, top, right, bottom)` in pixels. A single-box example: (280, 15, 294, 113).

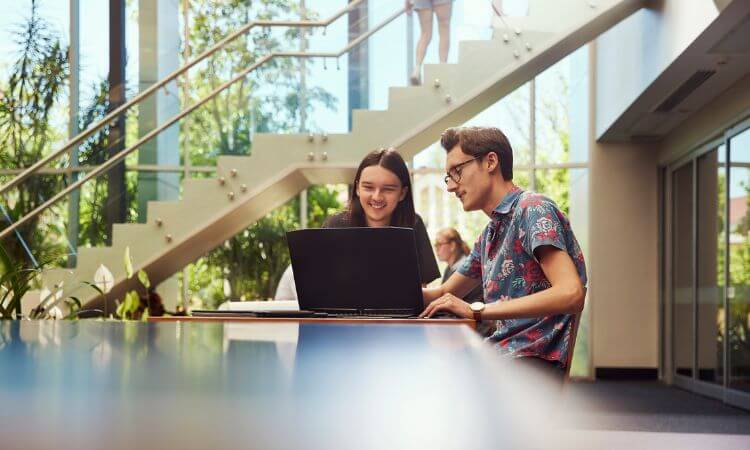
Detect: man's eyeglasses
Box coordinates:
(444, 155, 482, 185)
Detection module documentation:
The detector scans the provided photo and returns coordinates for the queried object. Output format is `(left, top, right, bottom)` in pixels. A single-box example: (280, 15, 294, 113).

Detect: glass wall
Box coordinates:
(668, 120, 750, 409)
(672, 161, 694, 378)
(696, 148, 724, 385)
(728, 127, 750, 394)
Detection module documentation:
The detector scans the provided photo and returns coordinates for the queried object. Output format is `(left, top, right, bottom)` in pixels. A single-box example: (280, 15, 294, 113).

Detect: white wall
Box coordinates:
(589, 43, 660, 369)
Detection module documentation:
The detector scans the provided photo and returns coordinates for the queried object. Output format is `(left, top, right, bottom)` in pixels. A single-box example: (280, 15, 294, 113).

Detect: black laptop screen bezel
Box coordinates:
(286, 227, 424, 316)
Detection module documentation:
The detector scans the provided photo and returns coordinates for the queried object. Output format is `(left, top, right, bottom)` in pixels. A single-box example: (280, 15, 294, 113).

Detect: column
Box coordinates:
(106, 0, 128, 243)
(347, 0, 369, 131)
(137, 0, 181, 221)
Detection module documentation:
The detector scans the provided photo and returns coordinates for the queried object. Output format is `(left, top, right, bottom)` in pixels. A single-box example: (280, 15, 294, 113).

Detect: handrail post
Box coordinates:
(181, 0, 192, 314)
(67, 0, 81, 267)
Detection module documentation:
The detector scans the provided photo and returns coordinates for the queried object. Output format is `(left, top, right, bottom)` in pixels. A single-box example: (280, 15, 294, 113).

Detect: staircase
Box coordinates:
(19, 0, 644, 312)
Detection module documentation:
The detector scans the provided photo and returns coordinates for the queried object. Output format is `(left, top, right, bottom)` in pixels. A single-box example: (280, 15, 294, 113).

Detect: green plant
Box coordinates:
(27, 279, 103, 320)
(114, 246, 159, 320)
(0, 242, 103, 320)
(0, 244, 39, 319)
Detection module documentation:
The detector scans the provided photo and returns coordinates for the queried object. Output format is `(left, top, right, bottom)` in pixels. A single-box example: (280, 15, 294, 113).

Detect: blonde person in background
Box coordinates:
(406, 0, 454, 85)
(435, 228, 482, 301)
(435, 227, 493, 335)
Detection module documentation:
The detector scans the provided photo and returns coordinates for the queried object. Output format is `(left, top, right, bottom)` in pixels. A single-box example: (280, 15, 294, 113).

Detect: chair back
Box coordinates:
(563, 287, 587, 381)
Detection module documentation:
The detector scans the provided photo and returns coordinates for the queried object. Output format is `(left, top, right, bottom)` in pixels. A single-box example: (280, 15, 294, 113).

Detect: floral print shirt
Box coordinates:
(457, 187, 587, 368)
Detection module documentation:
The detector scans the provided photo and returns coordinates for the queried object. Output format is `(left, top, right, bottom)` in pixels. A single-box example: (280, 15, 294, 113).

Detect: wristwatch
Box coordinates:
(470, 302, 485, 321)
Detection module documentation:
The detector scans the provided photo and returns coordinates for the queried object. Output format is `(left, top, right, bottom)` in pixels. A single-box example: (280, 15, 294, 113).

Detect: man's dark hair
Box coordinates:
(440, 126, 514, 181)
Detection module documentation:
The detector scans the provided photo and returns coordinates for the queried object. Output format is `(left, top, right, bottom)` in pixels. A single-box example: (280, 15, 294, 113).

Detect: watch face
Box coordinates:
(470, 302, 484, 312)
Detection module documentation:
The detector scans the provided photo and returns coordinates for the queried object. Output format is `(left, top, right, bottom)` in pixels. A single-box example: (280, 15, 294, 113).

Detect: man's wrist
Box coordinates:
(470, 302, 485, 321)
(481, 300, 512, 321)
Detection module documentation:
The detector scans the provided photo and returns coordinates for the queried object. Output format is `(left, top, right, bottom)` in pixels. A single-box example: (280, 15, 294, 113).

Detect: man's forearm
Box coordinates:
(482, 283, 584, 320)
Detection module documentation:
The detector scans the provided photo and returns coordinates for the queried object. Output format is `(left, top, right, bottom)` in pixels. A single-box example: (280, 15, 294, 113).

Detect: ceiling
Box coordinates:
(598, 0, 750, 142)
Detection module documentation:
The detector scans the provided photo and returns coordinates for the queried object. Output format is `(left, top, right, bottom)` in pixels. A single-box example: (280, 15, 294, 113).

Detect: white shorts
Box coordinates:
(413, 0, 453, 10)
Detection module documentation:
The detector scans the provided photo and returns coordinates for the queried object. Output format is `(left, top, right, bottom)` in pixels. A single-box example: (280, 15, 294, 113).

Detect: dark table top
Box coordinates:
(0, 320, 683, 450)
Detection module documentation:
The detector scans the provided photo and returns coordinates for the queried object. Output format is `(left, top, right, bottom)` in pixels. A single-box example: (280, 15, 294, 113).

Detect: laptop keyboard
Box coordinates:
(325, 310, 417, 319)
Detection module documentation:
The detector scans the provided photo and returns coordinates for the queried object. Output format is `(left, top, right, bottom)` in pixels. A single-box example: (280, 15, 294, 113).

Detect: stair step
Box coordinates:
(111, 223, 168, 263)
(182, 177, 228, 203)
(215, 153, 284, 184)
(38, 268, 77, 292)
(350, 109, 402, 143)
(20, 268, 77, 316)
(387, 86, 445, 117)
(250, 133, 315, 153)
(421, 63, 459, 90)
(146, 200, 185, 230)
(112, 223, 150, 248)
(75, 246, 121, 284)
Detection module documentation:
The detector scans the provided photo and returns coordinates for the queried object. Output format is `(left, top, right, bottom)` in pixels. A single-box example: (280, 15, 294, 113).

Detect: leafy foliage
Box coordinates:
(183, 0, 336, 165)
(115, 247, 159, 320)
(181, 0, 340, 307)
(727, 177, 750, 358)
(0, 241, 102, 320)
(75, 81, 139, 246)
(0, 0, 69, 269)
(0, 243, 38, 319)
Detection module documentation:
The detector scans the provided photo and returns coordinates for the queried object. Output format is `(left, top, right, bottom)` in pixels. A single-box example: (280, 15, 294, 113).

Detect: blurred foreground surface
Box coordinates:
(1, 320, 748, 450)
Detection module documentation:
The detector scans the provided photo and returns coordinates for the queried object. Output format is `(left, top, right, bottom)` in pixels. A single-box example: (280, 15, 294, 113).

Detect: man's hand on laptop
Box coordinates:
(419, 293, 471, 319)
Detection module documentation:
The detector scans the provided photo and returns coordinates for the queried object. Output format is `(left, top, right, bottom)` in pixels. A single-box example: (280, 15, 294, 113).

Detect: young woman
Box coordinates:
(324, 148, 440, 285)
(434, 228, 483, 303)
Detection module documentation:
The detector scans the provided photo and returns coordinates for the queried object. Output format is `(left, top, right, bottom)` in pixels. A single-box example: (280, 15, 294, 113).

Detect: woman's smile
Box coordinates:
(368, 199, 387, 210)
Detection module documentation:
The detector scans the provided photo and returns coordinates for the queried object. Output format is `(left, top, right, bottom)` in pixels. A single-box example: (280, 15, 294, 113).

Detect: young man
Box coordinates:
(420, 126, 587, 377)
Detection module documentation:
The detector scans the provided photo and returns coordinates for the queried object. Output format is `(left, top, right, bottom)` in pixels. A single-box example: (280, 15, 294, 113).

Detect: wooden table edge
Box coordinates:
(149, 316, 476, 329)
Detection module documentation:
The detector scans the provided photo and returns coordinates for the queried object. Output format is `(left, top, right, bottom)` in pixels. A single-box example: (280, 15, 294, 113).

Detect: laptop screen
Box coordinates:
(286, 227, 424, 315)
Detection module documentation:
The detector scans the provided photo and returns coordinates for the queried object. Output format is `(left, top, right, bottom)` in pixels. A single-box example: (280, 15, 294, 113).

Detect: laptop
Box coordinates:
(285, 227, 424, 318)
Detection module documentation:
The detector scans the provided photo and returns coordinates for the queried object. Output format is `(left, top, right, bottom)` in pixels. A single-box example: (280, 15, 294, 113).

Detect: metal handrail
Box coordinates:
(0, 0, 365, 197)
(0, 6, 407, 242)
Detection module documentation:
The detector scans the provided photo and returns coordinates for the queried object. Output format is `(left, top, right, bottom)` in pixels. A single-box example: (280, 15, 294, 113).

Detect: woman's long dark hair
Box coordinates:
(346, 148, 416, 228)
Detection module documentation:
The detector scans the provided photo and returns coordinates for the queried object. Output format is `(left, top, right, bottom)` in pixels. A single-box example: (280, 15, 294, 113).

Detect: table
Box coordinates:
(2, 319, 710, 450)
(149, 315, 477, 329)
(2, 319, 529, 449)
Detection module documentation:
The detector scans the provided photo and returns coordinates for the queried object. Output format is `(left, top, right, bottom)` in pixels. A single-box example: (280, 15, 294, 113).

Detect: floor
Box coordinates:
(564, 380, 750, 435)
